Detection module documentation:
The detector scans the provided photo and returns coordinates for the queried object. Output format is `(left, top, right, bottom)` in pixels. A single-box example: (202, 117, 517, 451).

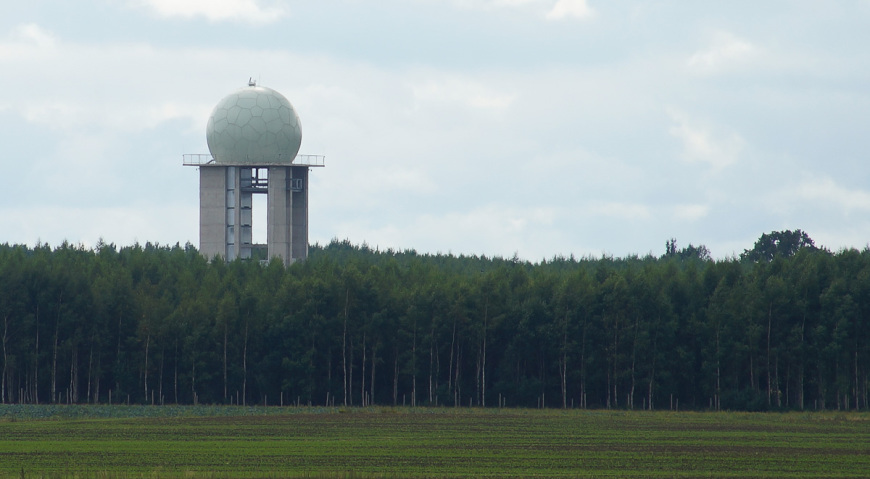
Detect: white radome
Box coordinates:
(206, 85, 302, 165)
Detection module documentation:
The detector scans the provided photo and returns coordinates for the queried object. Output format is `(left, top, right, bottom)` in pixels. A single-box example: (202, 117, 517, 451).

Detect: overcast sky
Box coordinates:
(2, 1, 869, 261)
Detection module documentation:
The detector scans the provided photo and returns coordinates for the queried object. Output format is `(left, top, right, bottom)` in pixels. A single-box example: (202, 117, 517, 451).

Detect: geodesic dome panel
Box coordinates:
(206, 85, 302, 165)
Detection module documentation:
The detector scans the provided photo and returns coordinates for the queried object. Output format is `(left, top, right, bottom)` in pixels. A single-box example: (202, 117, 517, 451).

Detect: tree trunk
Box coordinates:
(69, 346, 78, 404)
(648, 316, 659, 410)
(749, 353, 755, 393)
(429, 323, 434, 405)
(158, 347, 164, 405)
(191, 357, 196, 405)
(1, 314, 8, 404)
(580, 313, 588, 409)
(116, 311, 122, 395)
(361, 332, 366, 406)
(144, 330, 151, 404)
(86, 342, 93, 404)
(818, 365, 825, 410)
(223, 317, 228, 403)
(775, 355, 781, 408)
(392, 346, 398, 406)
(454, 345, 462, 407)
(482, 300, 488, 408)
(629, 314, 639, 410)
(349, 338, 354, 406)
(94, 356, 101, 405)
(308, 317, 316, 406)
(855, 347, 860, 411)
(342, 288, 349, 407)
(242, 319, 248, 406)
(370, 340, 377, 406)
(174, 340, 178, 404)
(715, 325, 721, 410)
(34, 305, 39, 404)
(614, 314, 620, 409)
(411, 317, 417, 407)
(799, 310, 806, 410)
(435, 337, 441, 404)
(767, 302, 772, 407)
(51, 295, 61, 404)
(448, 315, 456, 402)
(475, 347, 481, 406)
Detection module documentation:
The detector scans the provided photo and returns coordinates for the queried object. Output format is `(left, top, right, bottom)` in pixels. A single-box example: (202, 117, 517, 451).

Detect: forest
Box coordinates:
(0, 230, 867, 412)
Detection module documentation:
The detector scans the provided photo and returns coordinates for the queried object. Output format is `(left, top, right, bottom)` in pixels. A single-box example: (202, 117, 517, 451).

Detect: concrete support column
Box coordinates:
(199, 163, 313, 266)
(291, 166, 309, 261)
(199, 166, 228, 261)
(267, 166, 292, 265)
(238, 168, 252, 260)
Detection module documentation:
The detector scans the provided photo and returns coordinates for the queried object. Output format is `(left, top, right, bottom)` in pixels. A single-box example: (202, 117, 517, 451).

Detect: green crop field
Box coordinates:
(0, 406, 868, 478)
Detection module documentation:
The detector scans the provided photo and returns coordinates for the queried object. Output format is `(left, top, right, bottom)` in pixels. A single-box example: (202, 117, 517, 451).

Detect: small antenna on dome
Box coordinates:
(248, 77, 256, 87)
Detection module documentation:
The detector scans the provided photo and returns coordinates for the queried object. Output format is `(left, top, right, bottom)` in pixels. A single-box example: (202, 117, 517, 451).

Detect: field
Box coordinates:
(0, 406, 868, 478)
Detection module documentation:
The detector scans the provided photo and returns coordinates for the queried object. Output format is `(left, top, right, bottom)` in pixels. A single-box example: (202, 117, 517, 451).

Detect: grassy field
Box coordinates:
(0, 406, 868, 478)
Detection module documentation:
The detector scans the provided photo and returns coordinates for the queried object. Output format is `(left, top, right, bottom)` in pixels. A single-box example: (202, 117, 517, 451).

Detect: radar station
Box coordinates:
(184, 80, 324, 265)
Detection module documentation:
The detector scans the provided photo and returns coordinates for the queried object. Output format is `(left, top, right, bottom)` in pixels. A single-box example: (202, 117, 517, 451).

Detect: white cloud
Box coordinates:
(130, 0, 288, 23)
(410, 75, 516, 111)
(0, 26, 220, 134)
(447, 0, 538, 9)
(667, 108, 744, 169)
(334, 204, 559, 258)
(546, 0, 594, 20)
(9, 23, 56, 48)
(0, 203, 198, 249)
(687, 31, 759, 75)
(756, 176, 870, 253)
(439, 0, 593, 20)
(334, 168, 439, 202)
(20, 99, 207, 133)
(0, 23, 57, 60)
(143, 102, 211, 130)
(22, 102, 84, 131)
(673, 204, 710, 222)
(586, 201, 651, 220)
(794, 177, 870, 213)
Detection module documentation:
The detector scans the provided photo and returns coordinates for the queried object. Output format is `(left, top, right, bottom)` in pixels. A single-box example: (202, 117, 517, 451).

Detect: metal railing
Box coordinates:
(182, 154, 326, 167)
(295, 155, 326, 167)
(182, 154, 215, 166)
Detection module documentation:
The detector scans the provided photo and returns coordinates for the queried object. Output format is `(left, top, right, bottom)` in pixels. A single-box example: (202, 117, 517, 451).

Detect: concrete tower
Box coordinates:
(184, 81, 324, 265)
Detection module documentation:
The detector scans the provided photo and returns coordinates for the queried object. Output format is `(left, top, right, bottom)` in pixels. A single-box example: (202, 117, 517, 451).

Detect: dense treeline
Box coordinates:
(0, 234, 867, 411)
